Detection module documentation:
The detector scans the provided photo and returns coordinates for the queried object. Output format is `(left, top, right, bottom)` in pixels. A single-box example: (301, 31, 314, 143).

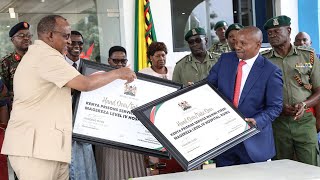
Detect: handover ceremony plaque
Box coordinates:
(132, 80, 260, 170)
(72, 60, 182, 158)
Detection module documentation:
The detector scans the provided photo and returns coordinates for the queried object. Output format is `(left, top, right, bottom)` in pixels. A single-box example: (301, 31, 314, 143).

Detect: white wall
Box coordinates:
(276, 0, 299, 43)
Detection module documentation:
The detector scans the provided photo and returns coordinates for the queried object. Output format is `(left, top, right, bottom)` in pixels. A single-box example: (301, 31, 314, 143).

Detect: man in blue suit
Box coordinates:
(207, 26, 283, 167)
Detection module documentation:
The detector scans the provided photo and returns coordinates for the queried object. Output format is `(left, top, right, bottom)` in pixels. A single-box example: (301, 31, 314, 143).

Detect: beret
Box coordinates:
(263, 15, 291, 30)
(214, 21, 228, 30)
(184, 27, 206, 41)
(225, 23, 244, 38)
(9, 22, 30, 37)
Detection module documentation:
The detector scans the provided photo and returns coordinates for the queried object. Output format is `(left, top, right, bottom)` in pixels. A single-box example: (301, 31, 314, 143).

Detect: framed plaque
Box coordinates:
(72, 60, 182, 158)
(132, 80, 260, 170)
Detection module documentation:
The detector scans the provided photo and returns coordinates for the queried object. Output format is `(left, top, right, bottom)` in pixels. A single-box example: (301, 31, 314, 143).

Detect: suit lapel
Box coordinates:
(227, 55, 239, 101)
(238, 55, 264, 106)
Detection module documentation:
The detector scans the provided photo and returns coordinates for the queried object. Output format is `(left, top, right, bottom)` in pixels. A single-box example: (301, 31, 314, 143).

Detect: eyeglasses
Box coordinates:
(110, 58, 128, 64)
(70, 41, 84, 46)
(187, 37, 204, 45)
(13, 33, 33, 39)
(52, 31, 70, 40)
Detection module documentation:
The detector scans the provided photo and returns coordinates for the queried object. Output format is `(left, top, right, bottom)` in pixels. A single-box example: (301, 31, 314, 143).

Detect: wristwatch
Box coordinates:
(301, 102, 308, 109)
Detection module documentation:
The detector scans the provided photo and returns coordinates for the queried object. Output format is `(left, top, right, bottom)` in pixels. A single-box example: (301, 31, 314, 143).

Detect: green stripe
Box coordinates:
(148, 5, 157, 41)
(134, 0, 139, 72)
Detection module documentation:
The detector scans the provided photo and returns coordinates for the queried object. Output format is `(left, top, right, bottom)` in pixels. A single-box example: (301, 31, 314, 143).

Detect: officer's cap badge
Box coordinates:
(192, 29, 197, 35)
(273, 18, 279, 26)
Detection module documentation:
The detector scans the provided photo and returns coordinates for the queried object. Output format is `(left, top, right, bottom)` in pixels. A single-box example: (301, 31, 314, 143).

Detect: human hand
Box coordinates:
(116, 66, 136, 83)
(245, 118, 256, 126)
(282, 104, 297, 116)
(293, 102, 305, 120)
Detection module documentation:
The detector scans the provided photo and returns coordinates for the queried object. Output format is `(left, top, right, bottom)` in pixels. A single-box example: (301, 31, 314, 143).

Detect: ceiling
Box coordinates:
(0, 0, 96, 24)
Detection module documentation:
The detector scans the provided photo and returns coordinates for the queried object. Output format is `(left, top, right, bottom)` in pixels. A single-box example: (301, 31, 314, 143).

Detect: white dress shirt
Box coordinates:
(65, 56, 80, 71)
(239, 53, 259, 98)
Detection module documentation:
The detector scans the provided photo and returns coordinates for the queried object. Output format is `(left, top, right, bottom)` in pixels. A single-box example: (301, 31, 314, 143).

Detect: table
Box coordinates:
(132, 160, 320, 180)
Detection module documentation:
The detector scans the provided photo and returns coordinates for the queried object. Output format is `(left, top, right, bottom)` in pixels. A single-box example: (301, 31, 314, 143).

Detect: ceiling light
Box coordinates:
(8, 8, 14, 13)
(9, 8, 15, 19)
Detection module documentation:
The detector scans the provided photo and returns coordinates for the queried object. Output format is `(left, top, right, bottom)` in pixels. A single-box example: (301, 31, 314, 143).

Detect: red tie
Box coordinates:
(233, 60, 246, 107)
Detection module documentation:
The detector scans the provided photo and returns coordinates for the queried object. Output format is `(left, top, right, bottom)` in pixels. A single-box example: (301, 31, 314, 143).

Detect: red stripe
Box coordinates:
(146, 23, 152, 32)
(144, 6, 149, 17)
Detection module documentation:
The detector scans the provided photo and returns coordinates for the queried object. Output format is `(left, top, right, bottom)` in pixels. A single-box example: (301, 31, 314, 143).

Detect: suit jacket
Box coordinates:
(207, 52, 283, 162)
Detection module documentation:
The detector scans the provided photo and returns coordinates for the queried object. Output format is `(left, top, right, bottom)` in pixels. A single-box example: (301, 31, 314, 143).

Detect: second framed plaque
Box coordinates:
(132, 80, 260, 170)
(72, 60, 182, 158)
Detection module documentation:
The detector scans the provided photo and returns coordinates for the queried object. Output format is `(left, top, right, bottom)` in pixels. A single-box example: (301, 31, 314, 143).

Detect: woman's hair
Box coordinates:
(147, 42, 168, 60)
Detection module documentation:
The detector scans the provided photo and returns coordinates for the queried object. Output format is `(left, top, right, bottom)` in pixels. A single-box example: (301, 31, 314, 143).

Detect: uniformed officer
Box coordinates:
(172, 27, 219, 86)
(225, 23, 244, 51)
(294, 31, 320, 59)
(294, 32, 312, 47)
(261, 15, 320, 166)
(209, 20, 230, 53)
(0, 21, 32, 100)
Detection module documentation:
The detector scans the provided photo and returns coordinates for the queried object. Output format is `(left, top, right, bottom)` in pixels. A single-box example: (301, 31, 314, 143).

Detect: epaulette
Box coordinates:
(296, 46, 315, 52)
(176, 54, 192, 64)
(260, 49, 271, 55)
(209, 52, 220, 59)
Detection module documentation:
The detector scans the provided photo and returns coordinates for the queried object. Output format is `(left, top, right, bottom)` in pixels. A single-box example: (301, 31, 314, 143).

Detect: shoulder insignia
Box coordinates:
(176, 55, 192, 64)
(209, 52, 220, 59)
(260, 49, 271, 55)
(297, 46, 314, 52)
(296, 46, 315, 65)
(310, 51, 315, 65)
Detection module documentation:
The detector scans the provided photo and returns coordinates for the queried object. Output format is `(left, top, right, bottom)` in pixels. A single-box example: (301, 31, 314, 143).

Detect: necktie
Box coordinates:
(71, 62, 78, 97)
(233, 60, 246, 107)
(72, 62, 77, 70)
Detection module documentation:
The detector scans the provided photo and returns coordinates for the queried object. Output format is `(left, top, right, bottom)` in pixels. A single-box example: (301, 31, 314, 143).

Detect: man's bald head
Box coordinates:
(235, 26, 262, 60)
(294, 32, 312, 47)
(239, 26, 263, 43)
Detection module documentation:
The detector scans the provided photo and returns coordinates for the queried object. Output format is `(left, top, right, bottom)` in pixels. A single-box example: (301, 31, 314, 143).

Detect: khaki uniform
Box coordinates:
(172, 51, 219, 86)
(2, 40, 80, 180)
(209, 42, 231, 54)
(261, 45, 320, 166)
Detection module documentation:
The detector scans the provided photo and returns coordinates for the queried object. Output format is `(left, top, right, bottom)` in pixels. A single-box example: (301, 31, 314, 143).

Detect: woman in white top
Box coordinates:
(139, 42, 173, 80)
(139, 42, 183, 175)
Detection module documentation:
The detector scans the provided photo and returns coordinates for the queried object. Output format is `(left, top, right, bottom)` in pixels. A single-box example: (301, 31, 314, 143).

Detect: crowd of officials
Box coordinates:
(0, 13, 319, 180)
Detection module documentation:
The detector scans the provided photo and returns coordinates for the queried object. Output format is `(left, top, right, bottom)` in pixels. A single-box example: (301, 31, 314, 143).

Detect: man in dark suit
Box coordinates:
(207, 26, 283, 167)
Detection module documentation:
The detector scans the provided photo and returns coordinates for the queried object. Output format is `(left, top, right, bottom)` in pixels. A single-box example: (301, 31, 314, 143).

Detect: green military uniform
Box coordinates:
(0, 52, 22, 98)
(1, 21, 30, 101)
(172, 51, 219, 86)
(209, 42, 231, 54)
(261, 45, 320, 166)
